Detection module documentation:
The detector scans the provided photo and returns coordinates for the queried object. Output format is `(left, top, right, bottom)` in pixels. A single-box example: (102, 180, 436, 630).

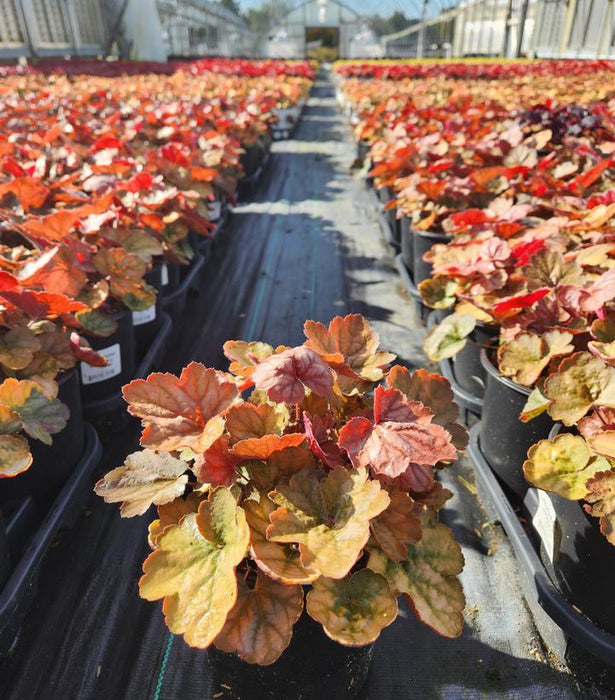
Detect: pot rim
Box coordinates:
(480, 348, 532, 397)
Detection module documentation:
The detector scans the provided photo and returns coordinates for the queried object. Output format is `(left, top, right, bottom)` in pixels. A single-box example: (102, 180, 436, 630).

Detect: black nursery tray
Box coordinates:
(467, 423, 615, 688)
(83, 311, 173, 423)
(0, 424, 102, 655)
(369, 188, 400, 252)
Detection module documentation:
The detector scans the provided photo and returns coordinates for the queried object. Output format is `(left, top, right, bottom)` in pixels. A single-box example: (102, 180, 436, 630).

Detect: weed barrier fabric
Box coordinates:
(0, 72, 585, 699)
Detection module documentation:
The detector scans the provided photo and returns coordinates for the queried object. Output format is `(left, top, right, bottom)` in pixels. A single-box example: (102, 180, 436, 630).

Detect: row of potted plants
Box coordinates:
(337, 59, 615, 685)
(0, 57, 314, 654)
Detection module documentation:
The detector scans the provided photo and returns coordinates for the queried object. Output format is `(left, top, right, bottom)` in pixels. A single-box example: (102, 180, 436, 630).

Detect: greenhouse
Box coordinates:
(1, 1, 615, 699)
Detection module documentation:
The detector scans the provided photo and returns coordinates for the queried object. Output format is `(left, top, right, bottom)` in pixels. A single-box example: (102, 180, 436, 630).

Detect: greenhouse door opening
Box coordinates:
(305, 27, 340, 61)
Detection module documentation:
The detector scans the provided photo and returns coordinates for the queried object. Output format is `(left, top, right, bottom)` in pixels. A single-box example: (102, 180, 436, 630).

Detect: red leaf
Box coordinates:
(493, 288, 550, 314)
(125, 172, 154, 193)
(69, 332, 108, 366)
(251, 346, 334, 404)
(0, 271, 20, 292)
(194, 435, 238, 486)
(303, 412, 343, 469)
(448, 209, 489, 229)
(570, 159, 612, 191)
(512, 239, 546, 267)
(190, 166, 218, 182)
(373, 386, 433, 425)
(91, 136, 122, 152)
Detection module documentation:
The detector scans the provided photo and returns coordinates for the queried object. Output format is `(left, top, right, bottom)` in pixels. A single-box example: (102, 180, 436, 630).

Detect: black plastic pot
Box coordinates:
(412, 230, 451, 285)
(0, 368, 85, 505)
(79, 307, 135, 404)
(400, 217, 414, 272)
(468, 424, 615, 692)
(240, 143, 261, 179)
(208, 610, 373, 699)
(133, 266, 164, 362)
(161, 262, 181, 295)
(162, 254, 205, 320)
(357, 140, 370, 161)
(394, 254, 430, 324)
(451, 323, 498, 399)
(478, 350, 553, 500)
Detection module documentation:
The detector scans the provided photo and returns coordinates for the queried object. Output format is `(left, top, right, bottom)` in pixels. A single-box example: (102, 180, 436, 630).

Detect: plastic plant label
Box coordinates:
(80, 343, 122, 385)
(132, 305, 156, 327)
(532, 489, 560, 564)
(208, 201, 222, 221)
(161, 264, 169, 287)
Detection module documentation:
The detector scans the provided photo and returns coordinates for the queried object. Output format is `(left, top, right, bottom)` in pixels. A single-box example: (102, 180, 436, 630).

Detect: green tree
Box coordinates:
(220, 0, 242, 16)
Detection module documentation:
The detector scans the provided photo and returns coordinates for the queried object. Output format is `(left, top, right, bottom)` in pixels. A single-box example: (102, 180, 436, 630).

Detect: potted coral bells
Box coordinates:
(95, 315, 467, 696)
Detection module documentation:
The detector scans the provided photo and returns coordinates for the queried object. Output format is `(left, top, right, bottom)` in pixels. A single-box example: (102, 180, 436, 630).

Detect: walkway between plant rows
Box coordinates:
(0, 72, 583, 699)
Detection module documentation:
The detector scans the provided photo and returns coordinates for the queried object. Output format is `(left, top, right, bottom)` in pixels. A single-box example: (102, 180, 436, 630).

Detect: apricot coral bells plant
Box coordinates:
(95, 314, 467, 665)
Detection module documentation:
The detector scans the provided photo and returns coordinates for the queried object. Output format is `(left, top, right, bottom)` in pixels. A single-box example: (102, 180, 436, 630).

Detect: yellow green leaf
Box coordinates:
(148, 493, 202, 548)
(543, 352, 615, 425)
(0, 434, 32, 477)
(306, 570, 397, 646)
(0, 327, 41, 371)
(523, 434, 611, 500)
(139, 487, 250, 648)
(498, 330, 574, 387)
(214, 571, 304, 665)
(520, 387, 551, 423)
(368, 516, 465, 638)
(418, 276, 457, 309)
(94, 449, 189, 517)
(267, 467, 390, 579)
(423, 314, 476, 362)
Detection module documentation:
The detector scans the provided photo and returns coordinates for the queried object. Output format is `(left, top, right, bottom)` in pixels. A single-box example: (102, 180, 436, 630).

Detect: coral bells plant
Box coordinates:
(95, 315, 467, 664)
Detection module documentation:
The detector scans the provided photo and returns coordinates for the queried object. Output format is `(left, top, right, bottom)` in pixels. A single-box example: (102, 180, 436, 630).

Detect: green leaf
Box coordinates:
(0, 378, 68, 445)
(368, 515, 465, 638)
(76, 308, 118, 337)
(306, 569, 398, 645)
(523, 434, 611, 500)
(139, 487, 250, 648)
(267, 467, 390, 579)
(423, 314, 476, 362)
(418, 276, 457, 310)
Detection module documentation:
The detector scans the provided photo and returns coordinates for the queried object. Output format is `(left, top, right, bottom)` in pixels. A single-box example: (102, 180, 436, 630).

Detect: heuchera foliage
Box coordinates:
(95, 315, 467, 664)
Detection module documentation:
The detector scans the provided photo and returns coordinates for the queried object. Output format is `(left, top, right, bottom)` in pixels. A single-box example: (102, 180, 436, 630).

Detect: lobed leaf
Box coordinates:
(306, 570, 397, 646)
(94, 449, 189, 517)
(585, 470, 615, 546)
(423, 314, 476, 362)
(214, 570, 304, 665)
(123, 362, 239, 452)
(498, 330, 574, 387)
(267, 467, 389, 579)
(368, 516, 465, 638)
(251, 346, 334, 404)
(0, 377, 68, 445)
(0, 434, 32, 478)
(370, 489, 422, 562)
(543, 352, 615, 425)
(139, 487, 250, 648)
(523, 434, 610, 500)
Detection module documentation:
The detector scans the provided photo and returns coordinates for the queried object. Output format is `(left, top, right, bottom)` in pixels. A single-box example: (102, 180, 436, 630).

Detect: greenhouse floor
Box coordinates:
(0, 73, 593, 699)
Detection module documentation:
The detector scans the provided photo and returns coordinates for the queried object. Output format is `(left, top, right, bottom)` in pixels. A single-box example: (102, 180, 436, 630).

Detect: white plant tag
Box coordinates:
(161, 264, 169, 286)
(532, 490, 559, 564)
(208, 201, 222, 221)
(132, 305, 156, 326)
(80, 343, 122, 385)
